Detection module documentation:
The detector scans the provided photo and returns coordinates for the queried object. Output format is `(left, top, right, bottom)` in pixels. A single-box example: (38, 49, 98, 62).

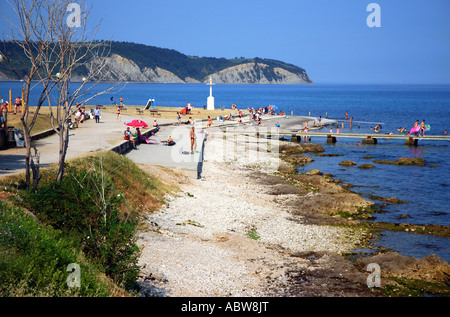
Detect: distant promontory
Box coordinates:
(0, 41, 313, 84)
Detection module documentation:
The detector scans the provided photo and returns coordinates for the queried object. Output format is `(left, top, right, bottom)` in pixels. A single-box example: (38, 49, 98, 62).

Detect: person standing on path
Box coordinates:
(207, 116, 213, 132)
(120, 96, 124, 106)
(1, 101, 8, 128)
(190, 126, 197, 154)
(14, 96, 21, 115)
(94, 106, 101, 123)
(116, 105, 121, 121)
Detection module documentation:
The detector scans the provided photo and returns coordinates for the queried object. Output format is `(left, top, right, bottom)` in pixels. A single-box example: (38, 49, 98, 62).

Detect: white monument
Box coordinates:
(206, 76, 215, 110)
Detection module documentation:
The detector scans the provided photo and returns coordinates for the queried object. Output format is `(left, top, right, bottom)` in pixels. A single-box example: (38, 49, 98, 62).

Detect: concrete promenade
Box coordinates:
(0, 111, 179, 177)
(0, 112, 322, 178)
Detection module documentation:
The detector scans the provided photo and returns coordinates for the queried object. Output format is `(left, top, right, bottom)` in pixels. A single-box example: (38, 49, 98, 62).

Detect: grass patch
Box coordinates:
(0, 202, 118, 296)
(0, 151, 178, 296)
(64, 151, 177, 218)
(247, 225, 260, 240)
(5, 112, 53, 135)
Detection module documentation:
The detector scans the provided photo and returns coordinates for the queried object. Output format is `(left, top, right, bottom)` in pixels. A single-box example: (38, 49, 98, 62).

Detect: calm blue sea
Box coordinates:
(1, 81, 449, 261)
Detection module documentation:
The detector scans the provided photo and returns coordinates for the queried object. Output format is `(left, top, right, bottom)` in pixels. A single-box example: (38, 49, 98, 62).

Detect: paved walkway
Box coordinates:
(0, 112, 174, 177)
(125, 124, 205, 174)
(0, 112, 330, 178)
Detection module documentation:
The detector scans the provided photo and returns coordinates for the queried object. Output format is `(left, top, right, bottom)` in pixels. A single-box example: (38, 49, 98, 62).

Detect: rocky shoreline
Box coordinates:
(136, 132, 450, 297)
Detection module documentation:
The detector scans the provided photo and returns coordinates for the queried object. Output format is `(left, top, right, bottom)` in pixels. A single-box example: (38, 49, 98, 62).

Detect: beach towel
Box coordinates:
(137, 131, 153, 144)
(14, 128, 25, 147)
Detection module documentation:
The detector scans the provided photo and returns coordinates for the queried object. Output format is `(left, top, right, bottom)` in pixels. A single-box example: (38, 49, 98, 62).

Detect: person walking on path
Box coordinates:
(94, 106, 101, 123)
(408, 120, 420, 135)
(419, 120, 426, 137)
(14, 96, 21, 115)
(116, 105, 121, 121)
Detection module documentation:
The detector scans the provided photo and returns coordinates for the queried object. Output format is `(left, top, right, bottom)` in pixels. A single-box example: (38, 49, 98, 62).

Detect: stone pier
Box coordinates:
(362, 136, 377, 145)
(405, 137, 418, 146)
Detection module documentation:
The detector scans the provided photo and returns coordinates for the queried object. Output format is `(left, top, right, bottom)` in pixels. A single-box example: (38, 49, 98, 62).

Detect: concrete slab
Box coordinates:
(0, 111, 331, 179)
(0, 111, 157, 176)
(125, 124, 206, 174)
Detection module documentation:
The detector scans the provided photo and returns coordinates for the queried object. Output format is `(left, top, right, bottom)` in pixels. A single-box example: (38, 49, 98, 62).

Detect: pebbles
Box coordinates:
(137, 132, 365, 297)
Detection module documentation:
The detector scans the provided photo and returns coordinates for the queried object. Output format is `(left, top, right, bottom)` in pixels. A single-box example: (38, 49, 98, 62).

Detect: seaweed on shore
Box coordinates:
(373, 157, 426, 167)
(278, 145, 450, 238)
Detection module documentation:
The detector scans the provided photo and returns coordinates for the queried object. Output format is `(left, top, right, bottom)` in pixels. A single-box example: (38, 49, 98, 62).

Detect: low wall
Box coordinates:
(110, 127, 158, 155)
(28, 125, 159, 155)
(31, 128, 57, 141)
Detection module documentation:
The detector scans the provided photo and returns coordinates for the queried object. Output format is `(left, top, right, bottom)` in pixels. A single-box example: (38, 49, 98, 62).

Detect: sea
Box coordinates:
(1, 81, 449, 262)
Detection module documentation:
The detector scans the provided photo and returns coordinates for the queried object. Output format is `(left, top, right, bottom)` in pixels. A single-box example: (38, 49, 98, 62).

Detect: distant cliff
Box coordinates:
(0, 41, 313, 84)
(88, 54, 185, 83)
(209, 62, 311, 84)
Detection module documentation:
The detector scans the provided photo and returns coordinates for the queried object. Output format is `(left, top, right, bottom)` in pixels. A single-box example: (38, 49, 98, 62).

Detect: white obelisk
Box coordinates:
(206, 76, 215, 110)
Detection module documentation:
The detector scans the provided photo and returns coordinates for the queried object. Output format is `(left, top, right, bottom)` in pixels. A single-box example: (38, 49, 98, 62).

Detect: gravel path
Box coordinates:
(137, 132, 365, 297)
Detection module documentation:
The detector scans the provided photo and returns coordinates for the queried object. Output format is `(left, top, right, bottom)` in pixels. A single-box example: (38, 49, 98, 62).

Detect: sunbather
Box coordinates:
(124, 127, 136, 148)
(161, 135, 176, 146)
(136, 127, 157, 144)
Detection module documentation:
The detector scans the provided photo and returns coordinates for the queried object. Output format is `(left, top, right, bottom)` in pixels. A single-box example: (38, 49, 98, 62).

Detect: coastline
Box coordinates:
(137, 130, 370, 297)
(136, 125, 450, 297)
(1, 105, 448, 296)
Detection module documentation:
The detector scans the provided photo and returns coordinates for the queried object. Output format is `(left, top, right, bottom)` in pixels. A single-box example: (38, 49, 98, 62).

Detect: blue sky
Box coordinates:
(1, 0, 449, 84)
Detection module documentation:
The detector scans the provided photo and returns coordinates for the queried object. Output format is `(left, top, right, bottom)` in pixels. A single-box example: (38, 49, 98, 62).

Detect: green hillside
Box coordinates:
(0, 40, 311, 83)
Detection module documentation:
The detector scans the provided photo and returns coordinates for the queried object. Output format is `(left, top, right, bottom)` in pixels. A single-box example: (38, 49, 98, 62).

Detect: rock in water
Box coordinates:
(339, 160, 357, 167)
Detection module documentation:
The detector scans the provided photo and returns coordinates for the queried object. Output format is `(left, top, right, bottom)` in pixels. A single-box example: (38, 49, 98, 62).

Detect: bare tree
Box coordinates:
(1, 0, 57, 190)
(39, 0, 115, 183)
(1, 0, 117, 188)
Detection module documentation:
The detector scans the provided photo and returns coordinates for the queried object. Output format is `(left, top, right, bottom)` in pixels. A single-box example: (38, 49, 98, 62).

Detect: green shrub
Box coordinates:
(0, 202, 111, 296)
(24, 164, 140, 290)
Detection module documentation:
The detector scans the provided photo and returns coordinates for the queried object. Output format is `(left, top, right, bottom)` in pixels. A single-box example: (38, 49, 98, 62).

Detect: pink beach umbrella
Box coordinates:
(124, 119, 148, 128)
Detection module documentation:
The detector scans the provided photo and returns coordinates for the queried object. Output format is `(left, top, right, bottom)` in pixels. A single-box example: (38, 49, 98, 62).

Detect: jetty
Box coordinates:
(287, 131, 450, 146)
(221, 126, 450, 146)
